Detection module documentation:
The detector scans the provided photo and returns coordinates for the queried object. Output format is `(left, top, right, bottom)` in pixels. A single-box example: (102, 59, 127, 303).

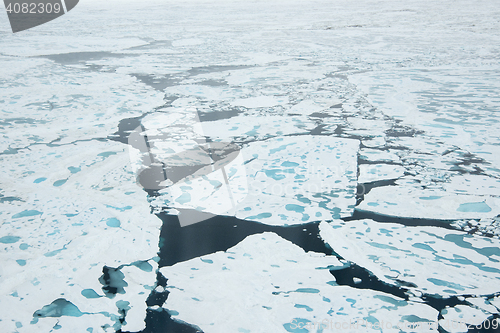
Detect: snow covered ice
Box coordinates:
(159, 232, 439, 333)
(1, 0, 500, 332)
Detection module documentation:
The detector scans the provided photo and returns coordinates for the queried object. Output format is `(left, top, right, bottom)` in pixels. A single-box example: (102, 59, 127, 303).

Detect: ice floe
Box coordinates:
(357, 186, 500, 220)
(2, 0, 500, 331)
(0, 141, 161, 332)
(320, 219, 500, 297)
(194, 114, 317, 141)
(438, 305, 491, 333)
(350, 67, 500, 178)
(146, 135, 359, 226)
(0, 63, 163, 153)
(159, 232, 438, 333)
(358, 164, 406, 184)
(132, 109, 359, 226)
(358, 149, 401, 164)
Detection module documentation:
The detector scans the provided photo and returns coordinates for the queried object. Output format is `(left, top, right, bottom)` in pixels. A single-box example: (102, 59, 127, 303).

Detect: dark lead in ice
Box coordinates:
(157, 212, 332, 267)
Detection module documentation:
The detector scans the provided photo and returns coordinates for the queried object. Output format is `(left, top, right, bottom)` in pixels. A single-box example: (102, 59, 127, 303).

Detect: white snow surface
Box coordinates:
(147, 134, 358, 225)
(159, 232, 438, 333)
(357, 186, 500, 220)
(1, 0, 500, 331)
(0, 141, 161, 332)
(320, 220, 500, 297)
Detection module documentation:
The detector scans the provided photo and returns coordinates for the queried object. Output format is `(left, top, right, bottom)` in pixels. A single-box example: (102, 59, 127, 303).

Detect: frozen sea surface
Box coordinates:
(1, 0, 500, 332)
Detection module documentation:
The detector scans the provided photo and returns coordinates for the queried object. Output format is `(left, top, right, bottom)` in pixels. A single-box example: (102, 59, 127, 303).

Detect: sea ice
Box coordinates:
(357, 186, 500, 220)
(147, 135, 359, 226)
(438, 305, 491, 333)
(358, 164, 406, 184)
(358, 149, 401, 164)
(159, 232, 438, 333)
(319, 219, 500, 297)
(0, 141, 161, 332)
(2, 0, 500, 331)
